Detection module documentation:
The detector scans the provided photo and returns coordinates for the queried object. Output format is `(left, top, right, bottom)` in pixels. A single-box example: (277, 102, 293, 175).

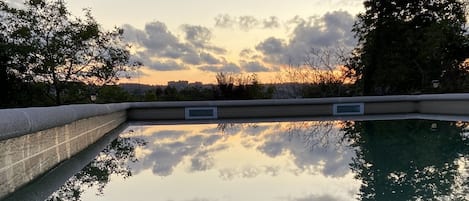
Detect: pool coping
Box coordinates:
(1, 93, 469, 140)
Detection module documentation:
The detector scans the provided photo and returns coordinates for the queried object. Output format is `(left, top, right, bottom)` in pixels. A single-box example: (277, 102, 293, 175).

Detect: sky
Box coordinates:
(7, 0, 365, 85)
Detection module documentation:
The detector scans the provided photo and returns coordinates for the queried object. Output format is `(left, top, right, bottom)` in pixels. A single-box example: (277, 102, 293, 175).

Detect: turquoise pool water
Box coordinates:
(8, 119, 469, 201)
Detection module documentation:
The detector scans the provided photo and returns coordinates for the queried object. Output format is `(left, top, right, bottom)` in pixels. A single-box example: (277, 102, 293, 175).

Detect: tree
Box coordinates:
(215, 72, 273, 99)
(0, 0, 139, 105)
(96, 85, 133, 103)
(346, 0, 469, 95)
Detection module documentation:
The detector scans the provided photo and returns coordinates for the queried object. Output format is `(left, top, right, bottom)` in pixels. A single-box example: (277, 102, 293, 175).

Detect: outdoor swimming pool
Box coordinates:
(5, 119, 469, 201)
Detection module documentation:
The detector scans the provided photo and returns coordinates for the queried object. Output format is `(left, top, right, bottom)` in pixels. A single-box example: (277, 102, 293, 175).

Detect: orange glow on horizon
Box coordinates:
(118, 64, 351, 86)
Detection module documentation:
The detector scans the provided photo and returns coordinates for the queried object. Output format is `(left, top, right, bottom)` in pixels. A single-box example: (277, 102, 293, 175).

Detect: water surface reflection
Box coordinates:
(343, 120, 469, 201)
(47, 120, 469, 201)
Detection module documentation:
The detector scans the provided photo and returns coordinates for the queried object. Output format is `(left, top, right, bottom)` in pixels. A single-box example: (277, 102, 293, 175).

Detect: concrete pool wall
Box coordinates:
(1, 93, 469, 199)
(127, 93, 469, 120)
(0, 103, 129, 198)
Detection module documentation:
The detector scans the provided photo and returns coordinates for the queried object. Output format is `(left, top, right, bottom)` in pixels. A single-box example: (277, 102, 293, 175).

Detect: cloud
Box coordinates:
(255, 37, 287, 64)
(130, 130, 227, 176)
(147, 60, 188, 71)
(214, 14, 235, 28)
(190, 143, 227, 172)
(256, 11, 356, 66)
(130, 121, 354, 181)
(150, 130, 187, 140)
(121, 11, 356, 74)
(239, 16, 259, 31)
(180, 24, 228, 55)
(258, 140, 284, 157)
(181, 25, 212, 48)
(254, 122, 354, 178)
(240, 61, 272, 72)
(199, 63, 242, 73)
(181, 198, 213, 201)
(288, 194, 345, 201)
(263, 16, 280, 28)
(123, 22, 225, 71)
(256, 37, 286, 54)
(200, 52, 222, 64)
(239, 48, 262, 61)
(218, 166, 267, 181)
(240, 49, 254, 58)
(181, 54, 202, 65)
(214, 14, 281, 31)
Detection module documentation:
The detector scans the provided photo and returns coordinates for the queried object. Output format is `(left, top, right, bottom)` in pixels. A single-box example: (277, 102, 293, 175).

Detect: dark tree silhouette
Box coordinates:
(346, 0, 469, 95)
(0, 0, 140, 105)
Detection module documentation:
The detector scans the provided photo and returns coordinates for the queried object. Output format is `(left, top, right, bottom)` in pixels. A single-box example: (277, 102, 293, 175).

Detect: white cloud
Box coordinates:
(214, 14, 235, 28)
(122, 11, 356, 74)
(123, 22, 226, 71)
(241, 61, 273, 72)
(256, 11, 356, 66)
(181, 25, 212, 48)
(200, 52, 222, 64)
(263, 16, 280, 29)
(288, 194, 346, 201)
(239, 15, 259, 31)
(199, 63, 242, 73)
(147, 60, 188, 71)
(214, 14, 283, 31)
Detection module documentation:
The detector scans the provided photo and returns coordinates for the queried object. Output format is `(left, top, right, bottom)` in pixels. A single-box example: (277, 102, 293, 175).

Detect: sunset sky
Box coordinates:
(8, 0, 364, 85)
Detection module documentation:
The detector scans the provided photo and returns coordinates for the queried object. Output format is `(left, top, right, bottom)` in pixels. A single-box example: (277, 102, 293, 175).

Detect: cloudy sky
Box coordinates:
(8, 0, 364, 84)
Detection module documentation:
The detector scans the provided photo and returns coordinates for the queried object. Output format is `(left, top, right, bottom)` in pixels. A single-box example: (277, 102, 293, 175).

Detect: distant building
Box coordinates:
(168, 80, 189, 91)
(167, 80, 212, 91)
(189, 82, 203, 88)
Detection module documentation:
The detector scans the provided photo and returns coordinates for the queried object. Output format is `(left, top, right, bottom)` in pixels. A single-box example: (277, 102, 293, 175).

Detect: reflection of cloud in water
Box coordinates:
(285, 194, 347, 201)
(219, 165, 281, 180)
(190, 144, 229, 171)
(130, 129, 226, 176)
(179, 198, 214, 201)
(255, 122, 353, 177)
(151, 130, 187, 140)
(131, 121, 353, 178)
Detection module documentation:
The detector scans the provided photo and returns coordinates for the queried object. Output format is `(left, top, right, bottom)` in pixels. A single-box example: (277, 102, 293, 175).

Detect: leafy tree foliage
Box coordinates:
(96, 85, 134, 103)
(347, 0, 469, 95)
(0, 0, 139, 105)
(215, 72, 274, 99)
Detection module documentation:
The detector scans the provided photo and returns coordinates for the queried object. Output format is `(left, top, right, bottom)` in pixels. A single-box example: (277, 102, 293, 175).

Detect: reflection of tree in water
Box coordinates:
(285, 121, 347, 150)
(46, 135, 146, 201)
(342, 120, 469, 201)
(216, 121, 354, 178)
(216, 122, 259, 134)
(217, 121, 346, 150)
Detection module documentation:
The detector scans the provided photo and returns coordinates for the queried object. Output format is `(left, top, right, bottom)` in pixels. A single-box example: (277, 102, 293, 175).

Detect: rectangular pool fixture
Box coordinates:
(333, 103, 364, 115)
(185, 107, 218, 120)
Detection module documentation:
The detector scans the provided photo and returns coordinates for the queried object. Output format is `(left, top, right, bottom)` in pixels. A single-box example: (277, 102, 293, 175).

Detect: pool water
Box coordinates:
(14, 120, 469, 200)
